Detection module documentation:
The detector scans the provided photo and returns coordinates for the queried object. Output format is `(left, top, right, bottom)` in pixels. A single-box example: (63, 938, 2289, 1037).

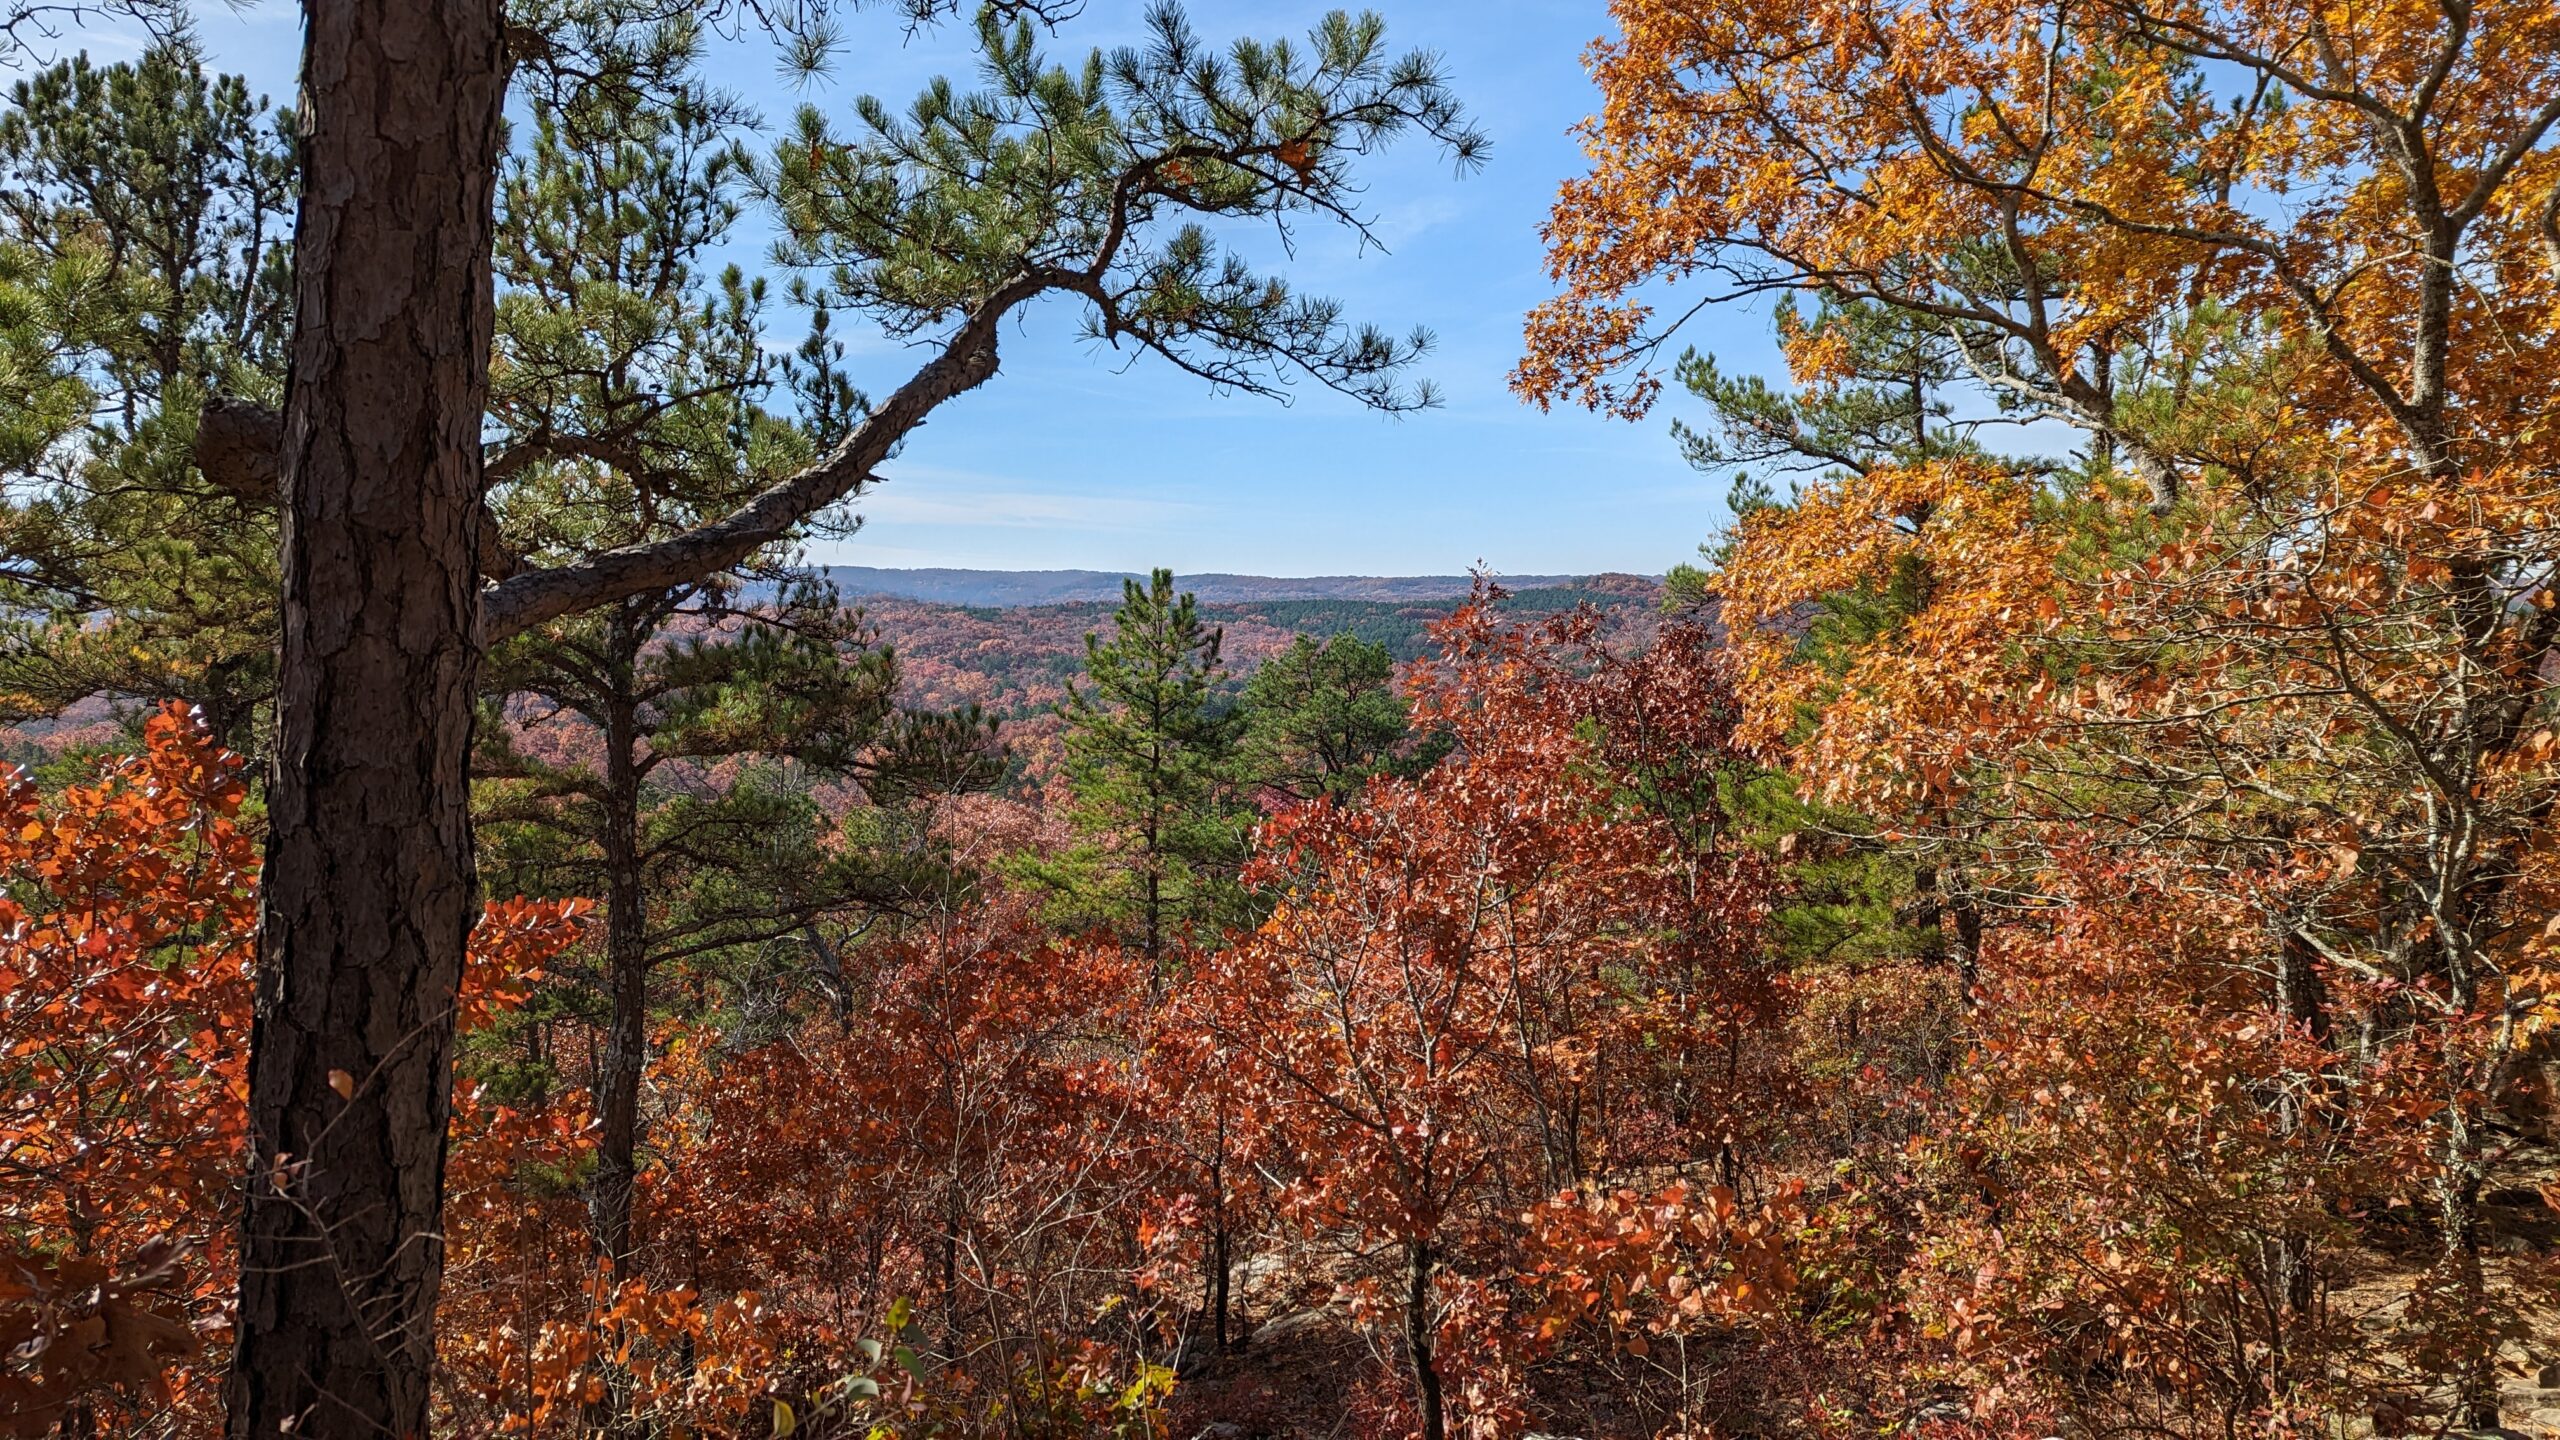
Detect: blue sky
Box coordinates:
(135, 1, 1793, 577)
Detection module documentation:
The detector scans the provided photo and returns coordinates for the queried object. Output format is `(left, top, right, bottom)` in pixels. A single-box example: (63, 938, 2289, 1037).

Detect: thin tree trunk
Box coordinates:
(1403, 1239, 1446, 1440)
(1947, 875, 1983, 995)
(1206, 1096, 1235, 1351)
(591, 684, 648, 1271)
(587, 668, 652, 1439)
(227, 2, 507, 1435)
(1209, 1204, 1231, 1352)
(2435, 884, 2506, 1432)
(1145, 860, 1162, 967)
(2267, 926, 2333, 1399)
(2440, 1077, 2500, 1430)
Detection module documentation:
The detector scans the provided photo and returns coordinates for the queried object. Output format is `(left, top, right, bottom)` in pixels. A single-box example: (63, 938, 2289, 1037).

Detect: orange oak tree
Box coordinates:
(1180, 598, 1782, 1440)
(1522, 0, 2560, 1426)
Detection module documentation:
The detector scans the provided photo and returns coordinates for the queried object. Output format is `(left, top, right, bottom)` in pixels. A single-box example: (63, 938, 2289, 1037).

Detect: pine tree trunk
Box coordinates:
(592, 684, 648, 1271)
(591, 832, 648, 1431)
(1145, 862, 1162, 967)
(226, 3, 506, 1435)
(582, 687, 652, 1436)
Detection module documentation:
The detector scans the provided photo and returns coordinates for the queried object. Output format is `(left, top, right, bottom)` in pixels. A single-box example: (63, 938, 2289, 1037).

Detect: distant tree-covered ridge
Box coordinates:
(806, 565, 1648, 607)
(852, 574, 1667, 720)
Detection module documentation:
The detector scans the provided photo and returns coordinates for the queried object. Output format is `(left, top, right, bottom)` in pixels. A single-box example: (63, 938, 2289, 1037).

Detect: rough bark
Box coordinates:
(224, 2, 507, 1436)
(207, 15, 1304, 1430)
(196, 395, 522, 580)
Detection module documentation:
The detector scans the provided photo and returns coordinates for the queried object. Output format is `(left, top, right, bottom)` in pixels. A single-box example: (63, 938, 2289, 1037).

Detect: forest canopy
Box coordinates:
(2, 0, 2559, 1438)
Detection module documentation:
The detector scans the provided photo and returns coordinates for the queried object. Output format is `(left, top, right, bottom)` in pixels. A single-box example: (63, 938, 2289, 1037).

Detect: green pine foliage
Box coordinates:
(0, 240, 94, 472)
(1024, 567, 1256, 961)
(0, 35, 294, 743)
(768, 3, 1485, 415)
(1672, 292, 2037, 982)
(1236, 631, 1419, 803)
(472, 15, 1006, 1099)
(486, 12, 829, 569)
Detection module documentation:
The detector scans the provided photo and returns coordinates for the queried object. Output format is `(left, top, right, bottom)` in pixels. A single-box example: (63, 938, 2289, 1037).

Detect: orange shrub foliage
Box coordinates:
(0, 704, 590, 1436)
(1171, 598, 1784, 1437)
(588, 896, 1172, 1437)
(0, 704, 254, 1431)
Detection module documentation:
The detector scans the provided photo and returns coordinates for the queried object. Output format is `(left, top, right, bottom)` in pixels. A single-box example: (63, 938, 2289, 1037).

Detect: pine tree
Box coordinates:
(1236, 631, 1415, 803)
(478, 577, 999, 1274)
(0, 37, 293, 744)
(1663, 291, 2045, 985)
(1662, 287, 2037, 608)
(467, 25, 1001, 1288)
(1032, 568, 1253, 963)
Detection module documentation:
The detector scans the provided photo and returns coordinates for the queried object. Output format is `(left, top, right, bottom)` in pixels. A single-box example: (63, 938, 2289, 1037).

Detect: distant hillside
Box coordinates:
(856, 575, 1666, 725)
(811, 566, 1627, 607)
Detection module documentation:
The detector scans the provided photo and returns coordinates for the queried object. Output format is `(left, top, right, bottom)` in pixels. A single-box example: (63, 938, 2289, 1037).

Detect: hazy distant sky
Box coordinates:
(108, 1, 1799, 576)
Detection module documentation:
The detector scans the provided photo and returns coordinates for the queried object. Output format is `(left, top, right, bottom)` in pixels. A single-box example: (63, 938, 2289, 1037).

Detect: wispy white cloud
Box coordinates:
(855, 465, 1200, 532)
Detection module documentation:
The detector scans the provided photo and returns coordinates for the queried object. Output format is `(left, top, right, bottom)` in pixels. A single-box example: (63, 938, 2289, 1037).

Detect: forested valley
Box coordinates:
(2, 0, 2558, 1437)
